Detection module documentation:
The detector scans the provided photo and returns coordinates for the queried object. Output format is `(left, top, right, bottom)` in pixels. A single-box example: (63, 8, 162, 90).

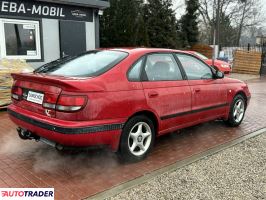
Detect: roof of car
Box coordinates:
(98, 47, 188, 54)
(184, 50, 196, 54)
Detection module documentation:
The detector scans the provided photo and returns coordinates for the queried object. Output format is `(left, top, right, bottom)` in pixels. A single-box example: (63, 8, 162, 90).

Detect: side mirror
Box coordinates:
(215, 70, 224, 79)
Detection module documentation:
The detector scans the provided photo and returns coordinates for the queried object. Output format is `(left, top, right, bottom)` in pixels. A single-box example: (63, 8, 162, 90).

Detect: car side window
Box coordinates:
(144, 54, 183, 81)
(128, 58, 144, 81)
(176, 54, 213, 80)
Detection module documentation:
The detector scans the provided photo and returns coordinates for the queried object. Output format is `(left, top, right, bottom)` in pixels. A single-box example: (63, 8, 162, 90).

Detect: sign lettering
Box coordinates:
(0, 0, 93, 22)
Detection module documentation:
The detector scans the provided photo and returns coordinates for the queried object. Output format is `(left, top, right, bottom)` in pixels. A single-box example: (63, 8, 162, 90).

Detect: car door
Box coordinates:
(176, 53, 227, 122)
(140, 53, 192, 134)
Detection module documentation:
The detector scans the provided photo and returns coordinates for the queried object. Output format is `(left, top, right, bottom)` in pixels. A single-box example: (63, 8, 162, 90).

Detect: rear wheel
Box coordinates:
(225, 95, 246, 127)
(118, 115, 155, 162)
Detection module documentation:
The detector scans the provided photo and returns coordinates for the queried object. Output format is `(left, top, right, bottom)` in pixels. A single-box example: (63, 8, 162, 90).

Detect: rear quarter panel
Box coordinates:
(56, 51, 158, 123)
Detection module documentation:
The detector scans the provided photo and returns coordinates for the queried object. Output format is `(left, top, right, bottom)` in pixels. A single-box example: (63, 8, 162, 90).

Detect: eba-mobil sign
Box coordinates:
(0, 0, 93, 22)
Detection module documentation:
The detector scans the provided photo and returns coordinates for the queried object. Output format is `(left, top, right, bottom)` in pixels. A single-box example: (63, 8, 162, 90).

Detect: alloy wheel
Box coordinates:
(128, 122, 152, 156)
(233, 99, 245, 123)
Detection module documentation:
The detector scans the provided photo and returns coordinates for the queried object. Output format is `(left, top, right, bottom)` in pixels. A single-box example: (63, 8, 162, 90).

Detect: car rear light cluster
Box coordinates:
(43, 95, 87, 112)
(11, 86, 23, 100)
(43, 93, 58, 109)
(56, 95, 87, 112)
(11, 86, 87, 112)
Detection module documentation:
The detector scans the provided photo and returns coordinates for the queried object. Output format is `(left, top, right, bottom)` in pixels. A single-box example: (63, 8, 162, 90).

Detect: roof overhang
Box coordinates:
(35, 0, 110, 9)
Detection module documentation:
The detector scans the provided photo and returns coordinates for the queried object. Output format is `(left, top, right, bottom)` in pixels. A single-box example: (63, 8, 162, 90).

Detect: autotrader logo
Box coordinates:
(0, 188, 54, 200)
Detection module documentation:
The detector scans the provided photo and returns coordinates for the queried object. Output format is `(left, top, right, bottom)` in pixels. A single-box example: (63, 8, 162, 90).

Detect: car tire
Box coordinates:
(225, 94, 246, 127)
(118, 115, 155, 162)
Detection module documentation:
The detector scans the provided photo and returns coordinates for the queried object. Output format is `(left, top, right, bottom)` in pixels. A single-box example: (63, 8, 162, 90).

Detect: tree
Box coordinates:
(145, 0, 180, 48)
(211, 12, 239, 46)
(134, 3, 150, 47)
(233, 0, 263, 45)
(180, 0, 200, 47)
(100, 0, 143, 47)
(198, 0, 263, 46)
(100, 0, 182, 48)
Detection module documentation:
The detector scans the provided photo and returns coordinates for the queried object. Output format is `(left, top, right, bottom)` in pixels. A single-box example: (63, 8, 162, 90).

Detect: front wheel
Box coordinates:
(225, 95, 246, 127)
(118, 115, 155, 162)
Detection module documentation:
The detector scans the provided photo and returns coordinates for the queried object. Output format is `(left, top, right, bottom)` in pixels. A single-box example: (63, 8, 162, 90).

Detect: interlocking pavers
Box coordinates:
(0, 77, 266, 199)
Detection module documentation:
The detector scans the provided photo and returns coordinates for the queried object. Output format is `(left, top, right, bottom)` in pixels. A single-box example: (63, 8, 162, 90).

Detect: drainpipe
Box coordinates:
(95, 9, 100, 48)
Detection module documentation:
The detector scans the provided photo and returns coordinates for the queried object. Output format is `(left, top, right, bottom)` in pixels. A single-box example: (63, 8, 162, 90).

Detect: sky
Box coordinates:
(172, 0, 185, 19)
(172, 0, 266, 27)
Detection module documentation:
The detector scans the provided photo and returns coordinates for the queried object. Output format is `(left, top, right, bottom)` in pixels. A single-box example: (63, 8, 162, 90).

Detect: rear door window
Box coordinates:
(36, 50, 128, 77)
(144, 54, 183, 81)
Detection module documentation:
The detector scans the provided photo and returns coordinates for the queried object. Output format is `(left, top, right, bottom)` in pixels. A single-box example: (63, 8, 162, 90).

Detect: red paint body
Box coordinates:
(8, 48, 251, 151)
(186, 51, 232, 74)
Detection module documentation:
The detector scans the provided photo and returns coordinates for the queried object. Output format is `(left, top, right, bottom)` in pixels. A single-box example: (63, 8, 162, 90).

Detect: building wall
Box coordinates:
(86, 17, 96, 50)
(30, 18, 60, 68)
(30, 18, 96, 69)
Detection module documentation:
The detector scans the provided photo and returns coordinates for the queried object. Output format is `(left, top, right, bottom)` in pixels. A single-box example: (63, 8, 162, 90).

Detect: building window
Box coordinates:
(0, 18, 42, 60)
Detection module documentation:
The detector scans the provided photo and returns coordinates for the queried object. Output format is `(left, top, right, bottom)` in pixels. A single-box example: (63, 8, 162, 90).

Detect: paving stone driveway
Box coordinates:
(0, 77, 266, 200)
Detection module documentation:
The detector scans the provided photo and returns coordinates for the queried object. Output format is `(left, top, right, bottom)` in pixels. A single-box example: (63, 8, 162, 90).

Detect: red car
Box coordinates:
(8, 48, 250, 162)
(186, 51, 232, 74)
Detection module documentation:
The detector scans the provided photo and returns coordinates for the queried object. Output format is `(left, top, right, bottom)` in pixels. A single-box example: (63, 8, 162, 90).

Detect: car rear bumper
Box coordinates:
(8, 105, 126, 151)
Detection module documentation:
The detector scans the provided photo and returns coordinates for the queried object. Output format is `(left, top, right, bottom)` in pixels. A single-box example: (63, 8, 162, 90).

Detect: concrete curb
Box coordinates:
(86, 128, 266, 200)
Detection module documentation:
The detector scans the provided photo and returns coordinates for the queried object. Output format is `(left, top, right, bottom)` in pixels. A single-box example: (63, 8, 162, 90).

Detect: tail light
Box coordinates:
(56, 95, 87, 112)
(43, 94, 87, 112)
(11, 86, 23, 100)
(43, 93, 58, 109)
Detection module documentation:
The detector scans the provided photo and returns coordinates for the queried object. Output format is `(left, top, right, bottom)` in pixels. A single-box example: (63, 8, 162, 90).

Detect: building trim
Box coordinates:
(36, 0, 110, 9)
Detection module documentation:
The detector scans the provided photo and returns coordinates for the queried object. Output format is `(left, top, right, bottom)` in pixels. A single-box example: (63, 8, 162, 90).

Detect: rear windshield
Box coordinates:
(35, 50, 128, 77)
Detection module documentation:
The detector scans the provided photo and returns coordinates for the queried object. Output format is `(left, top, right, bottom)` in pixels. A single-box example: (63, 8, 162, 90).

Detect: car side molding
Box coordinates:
(161, 103, 229, 120)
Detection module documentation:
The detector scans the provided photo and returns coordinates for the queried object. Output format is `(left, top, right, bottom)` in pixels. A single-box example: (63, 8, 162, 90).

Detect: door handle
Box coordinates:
(148, 91, 159, 98)
(194, 88, 201, 93)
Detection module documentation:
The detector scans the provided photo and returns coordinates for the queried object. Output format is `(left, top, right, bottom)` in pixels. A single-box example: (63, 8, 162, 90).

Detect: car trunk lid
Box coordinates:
(11, 73, 103, 117)
(11, 73, 64, 117)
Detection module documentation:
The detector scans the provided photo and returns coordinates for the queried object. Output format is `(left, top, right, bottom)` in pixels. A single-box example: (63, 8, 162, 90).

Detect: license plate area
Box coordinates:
(25, 90, 44, 105)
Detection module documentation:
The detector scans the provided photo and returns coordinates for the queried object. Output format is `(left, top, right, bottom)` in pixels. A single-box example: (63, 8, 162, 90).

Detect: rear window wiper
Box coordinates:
(34, 56, 73, 73)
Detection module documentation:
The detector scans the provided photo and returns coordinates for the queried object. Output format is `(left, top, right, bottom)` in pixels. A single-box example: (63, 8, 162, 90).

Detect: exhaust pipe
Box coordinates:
(39, 137, 56, 148)
(39, 138, 64, 151)
(55, 143, 64, 151)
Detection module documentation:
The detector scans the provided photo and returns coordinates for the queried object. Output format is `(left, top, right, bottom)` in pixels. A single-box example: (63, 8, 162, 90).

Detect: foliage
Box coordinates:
(180, 0, 200, 48)
(100, 0, 263, 48)
(100, 0, 143, 47)
(100, 0, 180, 48)
(198, 0, 264, 46)
(144, 0, 180, 48)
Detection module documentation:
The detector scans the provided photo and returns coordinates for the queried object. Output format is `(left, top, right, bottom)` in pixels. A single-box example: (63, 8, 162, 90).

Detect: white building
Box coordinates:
(0, 0, 110, 68)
